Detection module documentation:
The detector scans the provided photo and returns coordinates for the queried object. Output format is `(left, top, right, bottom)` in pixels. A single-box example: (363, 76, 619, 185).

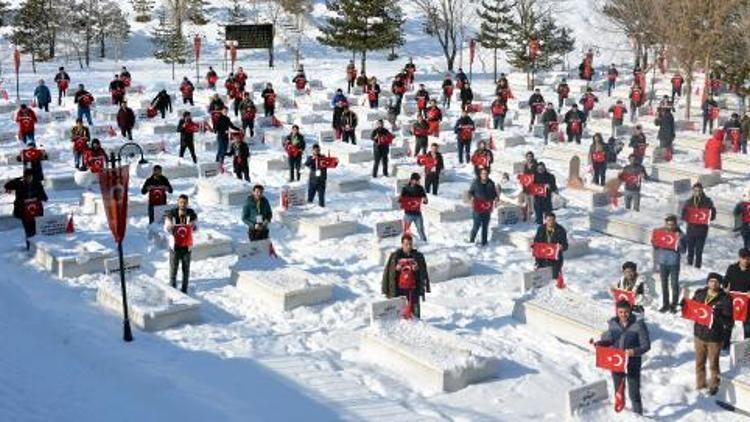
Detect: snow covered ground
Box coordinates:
(0, 1, 748, 421)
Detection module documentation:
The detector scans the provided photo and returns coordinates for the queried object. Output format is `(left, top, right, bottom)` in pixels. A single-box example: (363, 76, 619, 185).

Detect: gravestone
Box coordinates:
(369, 297, 407, 324)
(198, 162, 219, 178)
(280, 183, 308, 209)
(374, 220, 402, 239)
(566, 380, 609, 417)
(522, 267, 554, 293)
(36, 215, 68, 236)
(103, 254, 142, 275)
(672, 178, 692, 196)
(567, 156, 584, 189)
(497, 204, 521, 225)
(731, 340, 750, 369)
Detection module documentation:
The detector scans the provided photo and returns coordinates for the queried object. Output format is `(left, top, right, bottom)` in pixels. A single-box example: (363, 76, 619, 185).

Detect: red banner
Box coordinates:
(23, 198, 42, 220)
(471, 154, 490, 168)
(651, 228, 679, 251)
(682, 298, 714, 328)
(529, 183, 548, 197)
(612, 288, 636, 306)
(591, 151, 606, 163)
(21, 147, 43, 162)
(318, 156, 338, 169)
(99, 165, 129, 244)
(595, 345, 628, 373)
(398, 258, 417, 289)
(469, 39, 476, 65)
(684, 207, 711, 225)
(517, 173, 534, 188)
(532, 242, 560, 260)
(193, 35, 202, 61)
(731, 292, 749, 322)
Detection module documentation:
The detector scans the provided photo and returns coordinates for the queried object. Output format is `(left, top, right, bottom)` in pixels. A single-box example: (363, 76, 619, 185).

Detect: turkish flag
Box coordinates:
(491, 103, 506, 116)
(23, 198, 43, 220)
(73, 137, 88, 153)
(58, 80, 69, 91)
(471, 154, 489, 168)
(591, 151, 606, 163)
(569, 120, 581, 135)
(21, 148, 42, 162)
(413, 126, 429, 137)
(613, 106, 625, 120)
(416, 97, 427, 110)
(682, 298, 714, 328)
(210, 111, 221, 126)
(397, 258, 418, 289)
(731, 292, 749, 322)
(378, 133, 394, 146)
(416, 154, 436, 170)
(612, 288, 636, 306)
(547, 121, 559, 132)
(595, 346, 628, 373)
(400, 196, 422, 213)
(614, 378, 626, 413)
(286, 143, 301, 157)
(459, 126, 474, 141)
(185, 121, 200, 134)
(651, 228, 679, 251)
(473, 198, 494, 214)
(517, 173, 534, 188)
(532, 242, 560, 260)
(529, 183, 548, 197)
(684, 207, 711, 225)
(87, 155, 105, 174)
(318, 156, 338, 169)
(148, 186, 167, 206)
(532, 103, 544, 114)
(173, 224, 193, 248)
(98, 165, 129, 243)
(18, 116, 34, 134)
(739, 202, 750, 223)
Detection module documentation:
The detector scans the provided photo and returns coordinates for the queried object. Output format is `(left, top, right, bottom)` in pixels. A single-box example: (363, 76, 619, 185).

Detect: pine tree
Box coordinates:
(96, 1, 131, 58)
(0, 1, 10, 26)
(317, 0, 405, 74)
(12, 0, 53, 72)
(506, 2, 575, 89)
(152, 9, 190, 80)
(478, 0, 513, 81)
(228, 0, 246, 25)
(186, 0, 208, 25)
(132, 0, 155, 23)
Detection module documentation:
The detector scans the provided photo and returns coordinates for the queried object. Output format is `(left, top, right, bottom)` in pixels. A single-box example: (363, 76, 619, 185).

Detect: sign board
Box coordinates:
(52, 111, 68, 122)
(104, 254, 142, 275)
(36, 215, 68, 236)
(374, 220, 403, 239)
(497, 205, 520, 225)
(522, 266, 553, 293)
(369, 297, 407, 325)
(731, 339, 750, 369)
(225, 24, 274, 49)
(281, 184, 307, 208)
(566, 379, 608, 416)
(198, 162, 219, 178)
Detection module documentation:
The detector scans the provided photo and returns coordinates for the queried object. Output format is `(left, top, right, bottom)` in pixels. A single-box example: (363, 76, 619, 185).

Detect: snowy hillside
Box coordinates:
(0, 1, 748, 421)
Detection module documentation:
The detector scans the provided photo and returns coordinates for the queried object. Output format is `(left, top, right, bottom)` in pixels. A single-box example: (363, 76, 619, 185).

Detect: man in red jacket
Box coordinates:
(16, 104, 37, 145)
(116, 101, 136, 140)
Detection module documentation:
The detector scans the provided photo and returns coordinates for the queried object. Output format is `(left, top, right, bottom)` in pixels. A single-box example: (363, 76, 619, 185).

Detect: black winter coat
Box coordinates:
(691, 287, 732, 343)
(4, 178, 48, 219)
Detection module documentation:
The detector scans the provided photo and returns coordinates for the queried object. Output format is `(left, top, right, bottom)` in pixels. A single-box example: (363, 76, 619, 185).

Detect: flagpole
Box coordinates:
(118, 240, 133, 342)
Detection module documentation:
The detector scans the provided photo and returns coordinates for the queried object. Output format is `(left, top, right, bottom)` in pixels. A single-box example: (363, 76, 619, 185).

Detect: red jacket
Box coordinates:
(704, 130, 724, 170)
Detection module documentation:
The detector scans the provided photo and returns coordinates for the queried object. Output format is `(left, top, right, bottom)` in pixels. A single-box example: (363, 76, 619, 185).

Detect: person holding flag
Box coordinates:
(612, 262, 647, 314)
(441, 74, 454, 109)
(17, 143, 47, 184)
(593, 300, 651, 415)
(556, 78, 570, 112)
(214, 107, 241, 166)
(579, 87, 599, 124)
(722, 248, 750, 349)
(608, 99, 627, 138)
(723, 113, 742, 153)
(180, 77, 195, 106)
(459, 81, 474, 111)
(414, 84, 430, 118)
(83, 139, 107, 174)
(116, 101, 135, 141)
(629, 84, 644, 123)
(74, 84, 94, 125)
(470, 141, 493, 178)
(366, 77, 381, 108)
(589, 133, 609, 186)
(412, 114, 430, 156)
(527, 88, 545, 132)
(261, 83, 276, 117)
(15, 104, 37, 145)
(382, 234, 430, 319)
(490, 94, 508, 131)
(4, 169, 48, 250)
(685, 273, 731, 395)
(399, 173, 428, 242)
(371, 120, 394, 178)
(292, 68, 307, 92)
(734, 190, 750, 249)
(653, 215, 687, 313)
(702, 95, 720, 135)
(206, 66, 219, 90)
(671, 73, 684, 102)
(617, 154, 649, 212)
(540, 103, 558, 145)
(284, 125, 306, 182)
(305, 144, 328, 207)
(628, 125, 648, 164)
(454, 110, 476, 164)
(53, 66, 71, 106)
(109, 74, 126, 105)
(164, 195, 197, 294)
(176, 111, 199, 164)
(532, 212, 568, 280)
(230, 134, 251, 182)
(242, 185, 273, 241)
(345, 60, 357, 94)
(239, 92, 257, 139)
(425, 99, 443, 136)
(681, 183, 716, 269)
(340, 105, 358, 145)
(531, 162, 557, 225)
(70, 118, 90, 170)
(421, 143, 444, 195)
(141, 165, 173, 224)
(563, 104, 585, 145)
(606, 64, 619, 96)
(468, 167, 499, 246)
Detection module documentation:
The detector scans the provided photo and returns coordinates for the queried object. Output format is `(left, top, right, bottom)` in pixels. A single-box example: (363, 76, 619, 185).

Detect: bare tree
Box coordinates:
(599, 0, 660, 67)
(413, 0, 460, 71)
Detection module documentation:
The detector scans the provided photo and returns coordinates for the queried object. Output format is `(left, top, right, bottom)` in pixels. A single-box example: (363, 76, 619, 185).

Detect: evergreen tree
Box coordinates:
(96, 1, 131, 58)
(228, 0, 246, 25)
(131, 0, 155, 23)
(0, 1, 10, 26)
(12, 0, 53, 72)
(478, 0, 513, 81)
(186, 0, 208, 25)
(506, 3, 575, 89)
(317, 0, 405, 74)
(152, 9, 190, 80)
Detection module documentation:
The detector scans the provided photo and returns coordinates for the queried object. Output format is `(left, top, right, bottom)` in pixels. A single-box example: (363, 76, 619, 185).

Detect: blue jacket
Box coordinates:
(34, 85, 51, 105)
(598, 315, 651, 369)
(653, 228, 686, 267)
(331, 93, 347, 108)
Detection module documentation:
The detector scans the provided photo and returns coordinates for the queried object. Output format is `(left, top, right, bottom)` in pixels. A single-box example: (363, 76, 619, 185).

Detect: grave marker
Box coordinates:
(198, 162, 219, 178)
(104, 254, 142, 275)
(567, 155, 584, 189)
(36, 215, 68, 236)
(731, 339, 750, 369)
(374, 220, 402, 239)
(566, 380, 609, 417)
(522, 267, 554, 293)
(369, 297, 407, 324)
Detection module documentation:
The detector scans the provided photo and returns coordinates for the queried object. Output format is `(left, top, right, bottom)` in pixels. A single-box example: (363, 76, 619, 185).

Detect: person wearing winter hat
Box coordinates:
(613, 262, 646, 314)
(722, 248, 750, 348)
(688, 272, 732, 395)
(399, 173, 428, 242)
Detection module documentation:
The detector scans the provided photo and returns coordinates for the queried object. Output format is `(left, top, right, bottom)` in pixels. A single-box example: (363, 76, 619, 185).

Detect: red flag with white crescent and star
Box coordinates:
(731, 291, 749, 322)
(682, 298, 714, 328)
(595, 345, 628, 373)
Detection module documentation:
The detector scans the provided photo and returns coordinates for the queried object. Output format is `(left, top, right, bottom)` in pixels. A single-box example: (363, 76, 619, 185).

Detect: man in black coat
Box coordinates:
(4, 169, 48, 250)
(141, 165, 173, 224)
(176, 111, 198, 164)
(533, 212, 568, 279)
(655, 107, 675, 157)
(214, 107, 240, 165)
(723, 248, 750, 347)
(532, 162, 558, 225)
(689, 273, 732, 395)
(680, 183, 716, 268)
(527, 88, 545, 131)
(563, 104, 586, 144)
(116, 101, 135, 140)
(594, 300, 651, 415)
(371, 120, 393, 178)
(230, 136, 251, 182)
(468, 167, 498, 246)
(382, 234, 430, 319)
(305, 144, 327, 207)
(53, 66, 71, 106)
(423, 143, 444, 195)
(151, 89, 173, 119)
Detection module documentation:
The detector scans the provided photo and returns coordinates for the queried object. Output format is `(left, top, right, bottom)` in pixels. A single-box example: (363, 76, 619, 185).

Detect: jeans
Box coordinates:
(624, 190, 641, 211)
(369, 100, 378, 108)
(169, 248, 191, 293)
(414, 138, 427, 156)
(686, 234, 707, 268)
(342, 130, 356, 145)
(659, 264, 680, 308)
(288, 156, 302, 181)
(702, 116, 714, 134)
(742, 227, 750, 250)
(593, 163, 606, 186)
(216, 134, 229, 164)
(264, 105, 274, 117)
(179, 139, 197, 163)
(612, 365, 642, 415)
(58, 89, 65, 106)
(394, 95, 403, 115)
(607, 80, 615, 96)
(457, 140, 471, 164)
(372, 146, 389, 177)
(533, 198, 552, 225)
(307, 179, 326, 207)
(120, 127, 132, 140)
(234, 164, 250, 182)
(425, 172, 439, 195)
(694, 338, 722, 390)
(470, 212, 491, 245)
(21, 132, 35, 145)
(493, 115, 505, 130)
(183, 96, 194, 106)
(74, 152, 83, 169)
(558, 97, 565, 110)
(529, 111, 538, 127)
(38, 102, 49, 112)
(403, 213, 427, 241)
(77, 107, 92, 125)
(243, 119, 255, 138)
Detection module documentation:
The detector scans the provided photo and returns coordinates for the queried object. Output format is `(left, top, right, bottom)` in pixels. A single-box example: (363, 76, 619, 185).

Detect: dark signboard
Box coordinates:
(225, 24, 274, 49)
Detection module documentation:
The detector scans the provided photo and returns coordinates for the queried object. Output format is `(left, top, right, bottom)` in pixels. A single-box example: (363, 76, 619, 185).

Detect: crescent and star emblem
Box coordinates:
(609, 354, 624, 367)
(176, 226, 188, 239)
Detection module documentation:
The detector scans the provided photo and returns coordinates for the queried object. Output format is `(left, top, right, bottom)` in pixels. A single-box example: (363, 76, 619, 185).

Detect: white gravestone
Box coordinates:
(36, 215, 68, 236)
(31, 237, 116, 278)
(198, 162, 220, 178)
(374, 220, 403, 239)
(522, 266, 554, 293)
(427, 255, 472, 283)
(566, 380, 609, 417)
(234, 268, 333, 311)
(103, 254, 142, 275)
